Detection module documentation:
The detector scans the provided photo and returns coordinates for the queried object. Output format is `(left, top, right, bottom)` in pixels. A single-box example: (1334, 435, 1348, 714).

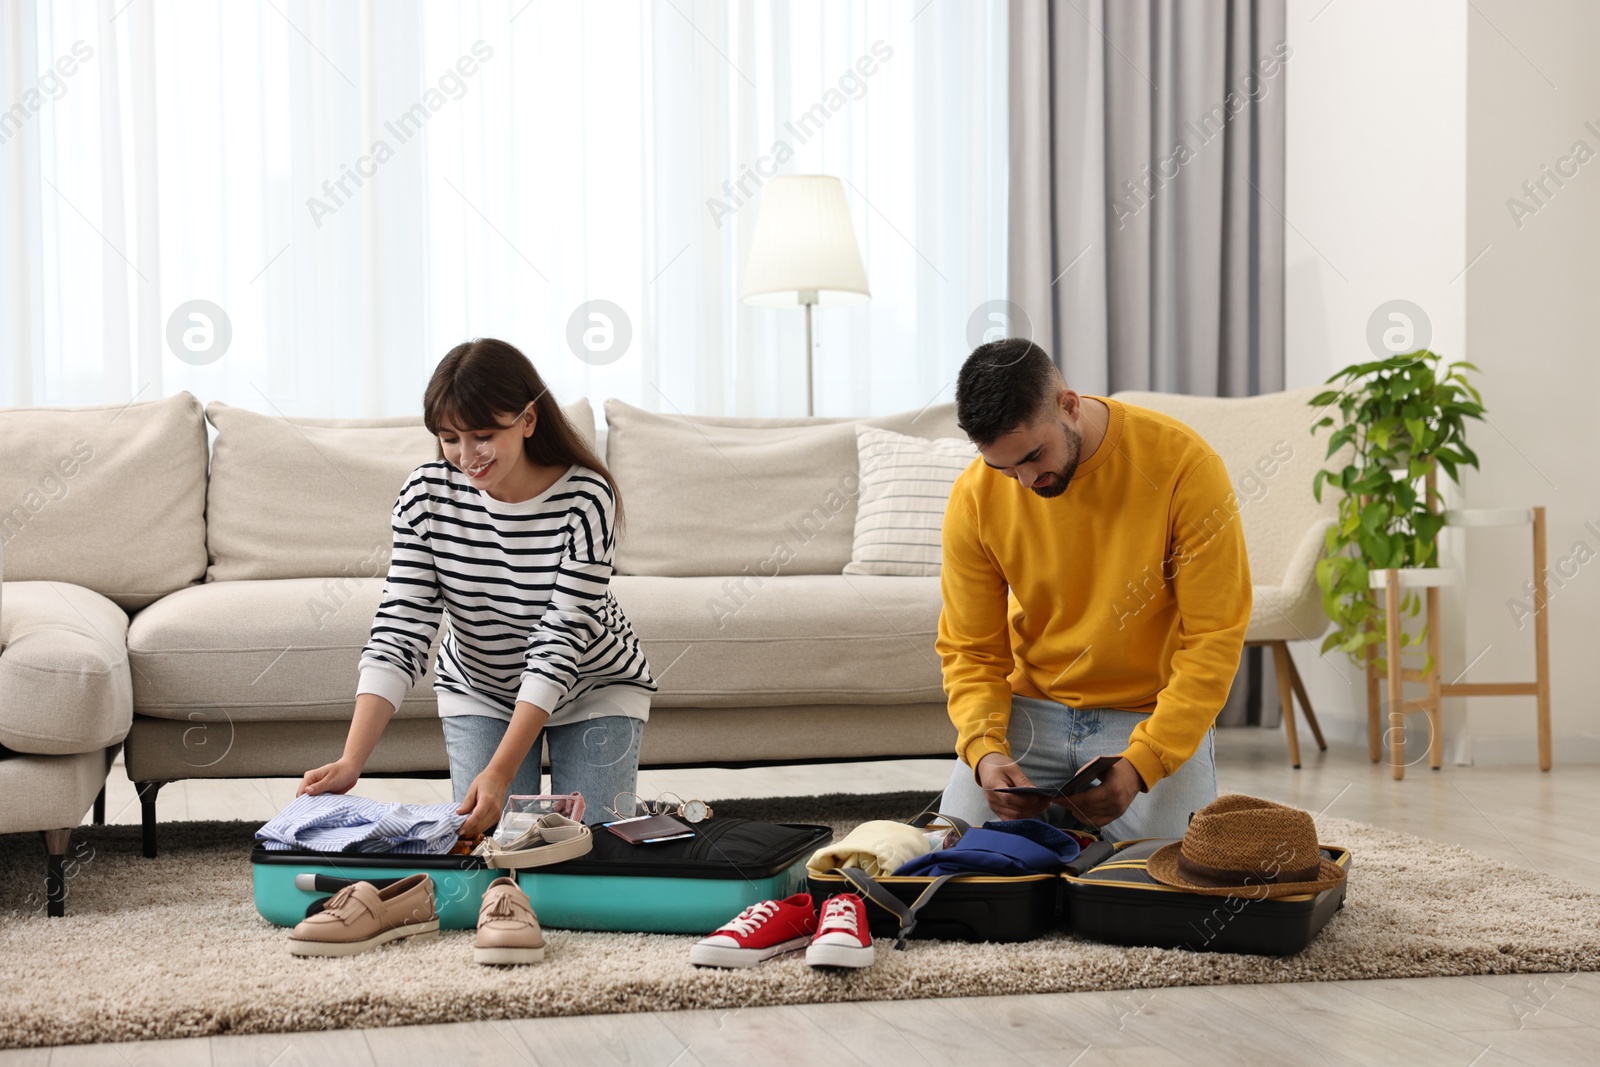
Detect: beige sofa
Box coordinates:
(0, 392, 968, 884)
(2, 384, 1338, 913)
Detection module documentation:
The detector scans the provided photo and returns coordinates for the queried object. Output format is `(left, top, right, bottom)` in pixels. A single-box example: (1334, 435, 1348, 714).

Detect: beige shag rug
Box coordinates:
(2, 791, 1599, 1049)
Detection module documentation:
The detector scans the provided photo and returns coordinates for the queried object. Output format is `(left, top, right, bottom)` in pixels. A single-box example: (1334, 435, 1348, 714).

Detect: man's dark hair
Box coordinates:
(955, 338, 1063, 447)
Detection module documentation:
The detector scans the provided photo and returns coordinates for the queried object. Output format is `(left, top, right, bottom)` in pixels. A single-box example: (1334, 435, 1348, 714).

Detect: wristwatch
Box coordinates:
(678, 798, 713, 824)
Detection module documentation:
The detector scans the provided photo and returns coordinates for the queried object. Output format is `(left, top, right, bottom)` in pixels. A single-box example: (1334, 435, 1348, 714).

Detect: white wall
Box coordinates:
(1286, 0, 1600, 764)
(1463, 0, 1600, 762)
(1283, 0, 1471, 755)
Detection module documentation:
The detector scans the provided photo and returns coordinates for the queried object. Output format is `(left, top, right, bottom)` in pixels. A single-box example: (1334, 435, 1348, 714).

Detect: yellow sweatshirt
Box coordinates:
(937, 396, 1252, 789)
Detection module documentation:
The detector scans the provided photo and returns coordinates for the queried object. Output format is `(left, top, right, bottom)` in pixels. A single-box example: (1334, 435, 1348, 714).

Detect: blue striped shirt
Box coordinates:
(356, 460, 655, 727)
(256, 794, 466, 854)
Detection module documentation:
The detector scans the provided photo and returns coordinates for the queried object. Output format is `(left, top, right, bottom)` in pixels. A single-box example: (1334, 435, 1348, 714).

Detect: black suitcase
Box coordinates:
(1064, 836, 1352, 955)
(805, 814, 1113, 945)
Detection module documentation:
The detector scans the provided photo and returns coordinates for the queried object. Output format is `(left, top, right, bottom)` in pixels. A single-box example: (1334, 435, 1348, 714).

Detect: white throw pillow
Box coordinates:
(843, 426, 977, 577)
(602, 398, 965, 577)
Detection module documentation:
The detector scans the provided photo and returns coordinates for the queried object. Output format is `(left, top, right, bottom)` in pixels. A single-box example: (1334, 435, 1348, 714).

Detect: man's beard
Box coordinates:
(1029, 422, 1084, 498)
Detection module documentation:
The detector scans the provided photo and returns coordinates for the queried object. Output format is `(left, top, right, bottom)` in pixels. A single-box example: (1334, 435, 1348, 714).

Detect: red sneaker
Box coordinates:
(805, 893, 874, 969)
(689, 894, 817, 969)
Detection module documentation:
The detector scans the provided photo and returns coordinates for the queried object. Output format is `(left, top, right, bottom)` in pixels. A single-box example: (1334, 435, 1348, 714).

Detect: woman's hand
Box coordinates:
(298, 758, 360, 798)
(457, 768, 512, 838)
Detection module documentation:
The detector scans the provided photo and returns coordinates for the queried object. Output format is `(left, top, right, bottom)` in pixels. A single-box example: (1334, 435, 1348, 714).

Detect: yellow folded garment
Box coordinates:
(806, 820, 935, 877)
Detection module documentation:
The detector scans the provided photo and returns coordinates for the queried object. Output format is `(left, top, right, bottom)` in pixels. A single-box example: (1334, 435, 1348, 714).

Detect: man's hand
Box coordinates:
(457, 768, 512, 839)
(1056, 757, 1143, 828)
(976, 752, 1052, 821)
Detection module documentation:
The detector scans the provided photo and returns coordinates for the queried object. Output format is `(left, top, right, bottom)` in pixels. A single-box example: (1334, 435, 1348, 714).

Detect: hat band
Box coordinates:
(1175, 852, 1322, 889)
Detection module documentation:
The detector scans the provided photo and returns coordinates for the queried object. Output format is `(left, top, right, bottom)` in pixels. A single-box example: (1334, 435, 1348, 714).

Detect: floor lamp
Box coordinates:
(739, 175, 871, 416)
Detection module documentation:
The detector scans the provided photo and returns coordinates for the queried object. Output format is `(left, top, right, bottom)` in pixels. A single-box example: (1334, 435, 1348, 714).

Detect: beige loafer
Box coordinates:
(475, 877, 545, 965)
(288, 873, 439, 957)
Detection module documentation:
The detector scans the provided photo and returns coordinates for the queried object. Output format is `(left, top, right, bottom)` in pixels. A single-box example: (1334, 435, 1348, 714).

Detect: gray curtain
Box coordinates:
(1007, 0, 1286, 727)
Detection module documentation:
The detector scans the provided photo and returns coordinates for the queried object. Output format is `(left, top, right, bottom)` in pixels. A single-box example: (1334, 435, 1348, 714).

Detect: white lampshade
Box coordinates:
(740, 175, 871, 308)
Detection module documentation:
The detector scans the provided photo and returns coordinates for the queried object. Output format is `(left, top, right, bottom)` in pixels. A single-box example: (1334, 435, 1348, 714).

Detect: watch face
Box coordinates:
(683, 799, 709, 823)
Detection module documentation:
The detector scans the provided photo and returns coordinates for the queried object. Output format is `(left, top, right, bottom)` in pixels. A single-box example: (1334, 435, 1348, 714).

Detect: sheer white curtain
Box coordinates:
(0, 0, 1007, 421)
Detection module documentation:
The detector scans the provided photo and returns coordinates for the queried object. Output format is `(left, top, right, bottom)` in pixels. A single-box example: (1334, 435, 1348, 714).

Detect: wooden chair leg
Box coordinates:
(1283, 648, 1327, 751)
(1533, 506, 1552, 771)
(1271, 641, 1303, 769)
(1426, 585, 1443, 770)
(1365, 613, 1382, 762)
(1385, 572, 1405, 780)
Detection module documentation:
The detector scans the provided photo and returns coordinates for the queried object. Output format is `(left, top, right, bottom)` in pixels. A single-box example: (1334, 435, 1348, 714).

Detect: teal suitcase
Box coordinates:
(251, 846, 503, 931)
(518, 820, 832, 933)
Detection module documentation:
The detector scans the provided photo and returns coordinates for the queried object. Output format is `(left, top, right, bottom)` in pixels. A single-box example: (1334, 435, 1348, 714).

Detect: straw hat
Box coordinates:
(1145, 794, 1346, 899)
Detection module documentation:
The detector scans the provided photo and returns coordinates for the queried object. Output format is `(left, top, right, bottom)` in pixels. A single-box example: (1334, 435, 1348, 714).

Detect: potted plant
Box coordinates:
(1309, 349, 1486, 673)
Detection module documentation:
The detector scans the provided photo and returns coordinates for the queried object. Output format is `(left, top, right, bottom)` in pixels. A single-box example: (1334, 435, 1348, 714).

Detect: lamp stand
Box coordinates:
(800, 289, 818, 417)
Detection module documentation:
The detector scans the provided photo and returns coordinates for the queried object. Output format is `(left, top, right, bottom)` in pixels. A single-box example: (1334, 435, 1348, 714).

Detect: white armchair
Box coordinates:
(1111, 385, 1354, 767)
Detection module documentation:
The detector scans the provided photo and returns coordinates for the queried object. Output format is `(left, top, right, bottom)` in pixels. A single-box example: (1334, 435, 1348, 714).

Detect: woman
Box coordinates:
(297, 337, 655, 835)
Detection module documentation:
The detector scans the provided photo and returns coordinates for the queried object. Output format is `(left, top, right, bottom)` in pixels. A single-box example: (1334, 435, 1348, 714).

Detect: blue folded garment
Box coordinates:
(891, 818, 1083, 877)
(255, 793, 467, 855)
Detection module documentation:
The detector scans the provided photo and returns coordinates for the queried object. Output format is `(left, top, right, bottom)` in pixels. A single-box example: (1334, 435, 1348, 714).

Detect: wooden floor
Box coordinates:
(6, 729, 1597, 1066)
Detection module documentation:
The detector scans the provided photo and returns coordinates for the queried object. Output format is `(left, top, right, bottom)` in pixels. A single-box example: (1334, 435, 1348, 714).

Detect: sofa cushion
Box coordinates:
(204, 398, 596, 582)
(127, 578, 444, 723)
(127, 573, 947, 721)
(609, 574, 946, 706)
(0, 392, 208, 610)
(604, 399, 966, 576)
(0, 748, 116, 835)
(0, 581, 134, 755)
(843, 425, 976, 577)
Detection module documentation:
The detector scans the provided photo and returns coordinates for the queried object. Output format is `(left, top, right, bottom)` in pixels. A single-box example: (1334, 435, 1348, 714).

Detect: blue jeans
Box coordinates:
(940, 695, 1217, 841)
(440, 714, 645, 825)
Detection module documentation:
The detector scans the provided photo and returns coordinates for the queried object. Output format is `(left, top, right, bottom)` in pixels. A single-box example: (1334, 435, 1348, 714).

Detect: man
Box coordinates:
(936, 338, 1252, 840)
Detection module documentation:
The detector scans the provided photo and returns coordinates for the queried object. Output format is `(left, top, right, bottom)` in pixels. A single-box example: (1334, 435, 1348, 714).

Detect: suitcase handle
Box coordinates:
(294, 872, 407, 893)
(837, 867, 956, 950)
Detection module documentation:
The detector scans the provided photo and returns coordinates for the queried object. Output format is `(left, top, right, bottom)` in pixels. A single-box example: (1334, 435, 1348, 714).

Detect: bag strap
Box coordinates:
(838, 866, 956, 950)
(908, 810, 972, 840)
(480, 822, 595, 870)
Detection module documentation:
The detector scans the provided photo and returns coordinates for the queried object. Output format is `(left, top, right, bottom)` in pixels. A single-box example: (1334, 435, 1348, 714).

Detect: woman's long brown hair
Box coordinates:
(424, 337, 625, 532)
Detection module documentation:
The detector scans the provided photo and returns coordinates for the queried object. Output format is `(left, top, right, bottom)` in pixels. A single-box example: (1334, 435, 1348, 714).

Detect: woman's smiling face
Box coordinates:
(437, 403, 532, 488)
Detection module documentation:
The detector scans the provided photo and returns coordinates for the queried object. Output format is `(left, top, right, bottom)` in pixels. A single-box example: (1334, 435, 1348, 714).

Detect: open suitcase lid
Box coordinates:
(544, 820, 832, 880)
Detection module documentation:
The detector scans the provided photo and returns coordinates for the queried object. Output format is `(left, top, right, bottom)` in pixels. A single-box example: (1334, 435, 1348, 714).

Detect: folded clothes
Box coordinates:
(892, 819, 1083, 877)
(806, 819, 935, 877)
(256, 793, 467, 855)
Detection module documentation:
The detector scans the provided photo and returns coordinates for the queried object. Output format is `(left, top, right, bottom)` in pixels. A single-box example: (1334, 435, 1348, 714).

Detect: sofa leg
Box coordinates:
(41, 828, 71, 917)
(136, 781, 168, 859)
(92, 785, 107, 826)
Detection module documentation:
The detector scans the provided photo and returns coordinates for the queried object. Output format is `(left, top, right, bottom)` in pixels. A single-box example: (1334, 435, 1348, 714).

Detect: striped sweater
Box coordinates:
(356, 460, 656, 728)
